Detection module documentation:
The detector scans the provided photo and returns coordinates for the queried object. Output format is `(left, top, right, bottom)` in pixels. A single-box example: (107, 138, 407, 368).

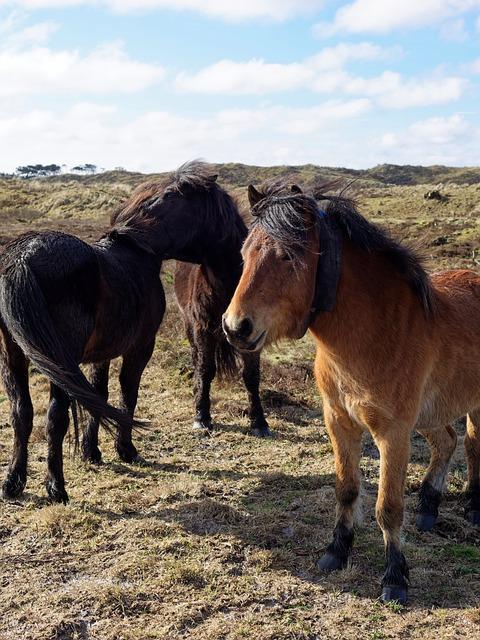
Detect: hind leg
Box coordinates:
(190, 329, 216, 432)
(45, 384, 70, 504)
(416, 425, 457, 531)
(81, 361, 110, 464)
(465, 411, 480, 525)
(1, 334, 33, 499)
(241, 352, 270, 437)
(115, 340, 155, 463)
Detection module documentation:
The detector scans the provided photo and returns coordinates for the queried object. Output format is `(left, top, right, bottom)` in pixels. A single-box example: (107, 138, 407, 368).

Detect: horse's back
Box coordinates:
(1, 231, 100, 320)
(432, 269, 480, 323)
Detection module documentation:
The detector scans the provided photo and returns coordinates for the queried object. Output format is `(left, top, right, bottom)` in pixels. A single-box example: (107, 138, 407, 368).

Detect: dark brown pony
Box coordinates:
(0, 161, 247, 503)
(174, 188, 269, 436)
(223, 182, 480, 604)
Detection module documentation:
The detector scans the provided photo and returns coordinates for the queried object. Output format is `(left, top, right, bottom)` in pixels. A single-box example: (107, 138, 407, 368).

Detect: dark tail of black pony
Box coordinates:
(0, 261, 138, 450)
(215, 333, 241, 381)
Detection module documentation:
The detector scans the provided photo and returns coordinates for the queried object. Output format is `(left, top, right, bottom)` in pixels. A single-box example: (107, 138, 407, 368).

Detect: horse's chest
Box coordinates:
(325, 368, 370, 426)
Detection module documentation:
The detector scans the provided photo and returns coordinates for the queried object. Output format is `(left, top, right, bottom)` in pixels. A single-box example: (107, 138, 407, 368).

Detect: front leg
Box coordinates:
(116, 341, 155, 463)
(81, 361, 110, 464)
(241, 352, 270, 437)
(373, 428, 411, 605)
(317, 402, 362, 572)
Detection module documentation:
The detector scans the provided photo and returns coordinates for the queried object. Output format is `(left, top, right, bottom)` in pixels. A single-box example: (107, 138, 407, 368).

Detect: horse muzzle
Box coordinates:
(222, 314, 267, 352)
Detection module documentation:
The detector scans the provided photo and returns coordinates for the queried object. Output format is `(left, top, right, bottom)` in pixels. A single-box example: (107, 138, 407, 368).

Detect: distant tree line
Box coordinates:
(71, 163, 98, 175)
(13, 163, 103, 179)
(15, 164, 62, 179)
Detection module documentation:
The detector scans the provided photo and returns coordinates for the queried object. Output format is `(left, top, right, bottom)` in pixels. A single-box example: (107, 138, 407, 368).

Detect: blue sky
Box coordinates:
(0, 0, 479, 172)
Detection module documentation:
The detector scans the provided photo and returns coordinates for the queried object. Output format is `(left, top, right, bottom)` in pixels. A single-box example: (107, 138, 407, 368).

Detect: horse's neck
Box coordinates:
(310, 241, 421, 368)
(201, 240, 243, 291)
(95, 238, 161, 287)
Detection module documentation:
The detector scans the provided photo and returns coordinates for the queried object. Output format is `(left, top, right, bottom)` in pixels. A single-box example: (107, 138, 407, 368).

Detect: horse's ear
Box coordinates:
(248, 185, 262, 207)
(208, 174, 218, 183)
(291, 184, 302, 194)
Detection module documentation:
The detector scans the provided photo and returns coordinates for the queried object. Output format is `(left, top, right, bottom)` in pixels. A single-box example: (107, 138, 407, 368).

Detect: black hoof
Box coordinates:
(116, 445, 139, 463)
(82, 447, 103, 465)
(416, 512, 437, 532)
(250, 426, 272, 438)
(131, 454, 148, 466)
(2, 474, 26, 499)
(45, 480, 69, 504)
(466, 510, 480, 526)
(381, 585, 408, 606)
(317, 551, 346, 573)
(193, 419, 213, 432)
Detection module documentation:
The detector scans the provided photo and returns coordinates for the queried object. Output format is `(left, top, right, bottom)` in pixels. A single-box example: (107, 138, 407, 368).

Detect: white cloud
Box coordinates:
(175, 59, 310, 94)
(2, 101, 478, 172)
(0, 39, 165, 96)
(345, 72, 466, 108)
(470, 57, 480, 72)
(314, 0, 480, 36)
(175, 43, 385, 94)
(0, 99, 371, 172)
(439, 17, 469, 41)
(380, 113, 479, 164)
(174, 45, 466, 109)
(0, 0, 325, 21)
(2, 20, 59, 48)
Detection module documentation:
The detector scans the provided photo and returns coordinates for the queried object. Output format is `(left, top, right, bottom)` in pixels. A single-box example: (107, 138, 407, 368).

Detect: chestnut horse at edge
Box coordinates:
(223, 182, 480, 604)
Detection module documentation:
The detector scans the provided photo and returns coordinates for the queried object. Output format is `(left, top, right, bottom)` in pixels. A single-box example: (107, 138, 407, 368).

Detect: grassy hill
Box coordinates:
(0, 163, 480, 639)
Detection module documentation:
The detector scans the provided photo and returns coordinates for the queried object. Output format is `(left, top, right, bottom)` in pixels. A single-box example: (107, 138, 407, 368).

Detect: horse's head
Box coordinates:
(223, 183, 324, 352)
(111, 161, 242, 262)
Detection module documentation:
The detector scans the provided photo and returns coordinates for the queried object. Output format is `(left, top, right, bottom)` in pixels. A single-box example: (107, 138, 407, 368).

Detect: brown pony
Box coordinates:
(222, 182, 480, 605)
(174, 178, 270, 436)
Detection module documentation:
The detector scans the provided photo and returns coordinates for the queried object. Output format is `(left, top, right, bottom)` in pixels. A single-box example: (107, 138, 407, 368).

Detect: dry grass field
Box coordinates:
(0, 167, 479, 640)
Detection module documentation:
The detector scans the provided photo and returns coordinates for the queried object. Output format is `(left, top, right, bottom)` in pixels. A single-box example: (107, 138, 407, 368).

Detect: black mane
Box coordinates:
(111, 161, 246, 247)
(251, 181, 435, 315)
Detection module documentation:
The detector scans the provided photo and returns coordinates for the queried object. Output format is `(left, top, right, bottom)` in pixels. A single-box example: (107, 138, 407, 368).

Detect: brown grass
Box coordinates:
(0, 175, 479, 640)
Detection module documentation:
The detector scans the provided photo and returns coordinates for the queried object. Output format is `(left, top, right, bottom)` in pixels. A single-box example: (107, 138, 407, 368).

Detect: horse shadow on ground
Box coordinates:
(87, 462, 480, 610)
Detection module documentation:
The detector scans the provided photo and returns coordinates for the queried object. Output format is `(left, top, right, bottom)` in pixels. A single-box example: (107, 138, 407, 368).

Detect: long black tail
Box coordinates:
(215, 333, 241, 381)
(0, 261, 137, 446)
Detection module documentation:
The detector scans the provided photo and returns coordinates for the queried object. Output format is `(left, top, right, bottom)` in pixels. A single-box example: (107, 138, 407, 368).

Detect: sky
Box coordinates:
(0, 0, 479, 173)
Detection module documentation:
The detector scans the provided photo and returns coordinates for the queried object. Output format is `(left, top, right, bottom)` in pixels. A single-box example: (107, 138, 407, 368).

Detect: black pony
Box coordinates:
(0, 161, 258, 503)
(173, 170, 269, 436)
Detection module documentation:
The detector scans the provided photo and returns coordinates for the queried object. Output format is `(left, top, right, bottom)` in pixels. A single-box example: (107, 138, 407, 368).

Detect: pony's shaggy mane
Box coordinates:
(109, 161, 246, 248)
(251, 180, 435, 315)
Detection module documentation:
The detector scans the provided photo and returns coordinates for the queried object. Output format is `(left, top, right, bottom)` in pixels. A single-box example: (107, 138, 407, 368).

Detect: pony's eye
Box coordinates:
(281, 253, 292, 262)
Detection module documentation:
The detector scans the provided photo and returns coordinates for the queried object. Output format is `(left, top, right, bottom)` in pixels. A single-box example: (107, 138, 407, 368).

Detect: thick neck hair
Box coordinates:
(108, 161, 246, 259)
(251, 180, 435, 315)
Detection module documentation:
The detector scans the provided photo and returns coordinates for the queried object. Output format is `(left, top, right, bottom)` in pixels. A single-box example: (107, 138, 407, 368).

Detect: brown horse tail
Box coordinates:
(215, 334, 241, 381)
(0, 261, 141, 449)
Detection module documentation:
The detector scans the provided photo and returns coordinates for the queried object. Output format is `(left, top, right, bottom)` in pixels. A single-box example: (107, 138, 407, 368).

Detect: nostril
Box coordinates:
(222, 315, 230, 336)
(238, 317, 253, 338)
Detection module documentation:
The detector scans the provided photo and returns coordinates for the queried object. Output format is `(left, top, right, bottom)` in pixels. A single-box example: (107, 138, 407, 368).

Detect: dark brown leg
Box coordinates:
(45, 384, 70, 504)
(465, 410, 480, 525)
(416, 425, 457, 531)
(241, 352, 270, 437)
(191, 329, 216, 432)
(115, 341, 155, 463)
(317, 403, 362, 572)
(81, 361, 110, 464)
(1, 334, 33, 499)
